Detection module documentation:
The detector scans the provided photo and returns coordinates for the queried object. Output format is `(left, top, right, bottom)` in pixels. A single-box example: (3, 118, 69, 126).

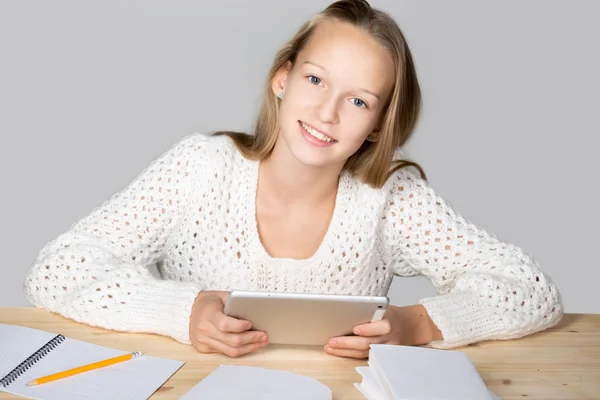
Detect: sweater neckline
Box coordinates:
(244, 156, 350, 265)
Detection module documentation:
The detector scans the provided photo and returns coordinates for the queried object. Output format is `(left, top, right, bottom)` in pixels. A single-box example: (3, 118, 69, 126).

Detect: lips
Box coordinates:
(299, 121, 337, 143)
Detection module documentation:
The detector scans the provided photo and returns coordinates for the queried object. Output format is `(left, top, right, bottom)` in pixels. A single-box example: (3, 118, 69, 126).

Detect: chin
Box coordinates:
(287, 144, 335, 168)
(290, 141, 358, 170)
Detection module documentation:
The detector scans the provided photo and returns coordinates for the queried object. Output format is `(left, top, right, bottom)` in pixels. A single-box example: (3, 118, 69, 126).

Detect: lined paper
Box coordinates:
(0, 324, 184, 400)
(0, 324, 59, 380)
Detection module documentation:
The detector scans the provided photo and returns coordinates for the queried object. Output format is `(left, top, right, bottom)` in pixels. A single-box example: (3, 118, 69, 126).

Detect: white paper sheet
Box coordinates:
(354, 365, 392, 400)
(180, 365, 332, 400)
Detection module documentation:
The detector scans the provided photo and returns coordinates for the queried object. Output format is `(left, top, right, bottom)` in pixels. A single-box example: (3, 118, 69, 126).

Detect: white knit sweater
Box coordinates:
(24, 133, 563, 349)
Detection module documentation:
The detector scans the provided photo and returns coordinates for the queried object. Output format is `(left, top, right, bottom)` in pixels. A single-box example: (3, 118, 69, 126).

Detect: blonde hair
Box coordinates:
(214, 0, 426, 188)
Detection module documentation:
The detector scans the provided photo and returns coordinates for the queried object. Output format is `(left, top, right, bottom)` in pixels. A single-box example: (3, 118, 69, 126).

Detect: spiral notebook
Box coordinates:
(0, 323, 184, 400)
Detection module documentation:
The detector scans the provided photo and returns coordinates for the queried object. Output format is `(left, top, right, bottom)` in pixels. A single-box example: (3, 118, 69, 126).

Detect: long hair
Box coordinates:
(214, 0, 426, 187)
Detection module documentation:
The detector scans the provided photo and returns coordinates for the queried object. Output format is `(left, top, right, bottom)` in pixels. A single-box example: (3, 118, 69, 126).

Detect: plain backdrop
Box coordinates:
(0, 0, 598, 313)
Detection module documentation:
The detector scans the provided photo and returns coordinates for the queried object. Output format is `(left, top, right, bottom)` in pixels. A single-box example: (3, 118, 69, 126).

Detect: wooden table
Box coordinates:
(1, 308, 599, 399)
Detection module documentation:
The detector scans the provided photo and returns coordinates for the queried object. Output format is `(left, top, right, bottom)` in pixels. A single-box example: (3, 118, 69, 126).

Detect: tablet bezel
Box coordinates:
(223, 290, 389, 345)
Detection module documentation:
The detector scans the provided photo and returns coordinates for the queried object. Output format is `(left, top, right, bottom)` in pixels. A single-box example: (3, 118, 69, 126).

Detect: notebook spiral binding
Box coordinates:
(0, 334, 65, 387)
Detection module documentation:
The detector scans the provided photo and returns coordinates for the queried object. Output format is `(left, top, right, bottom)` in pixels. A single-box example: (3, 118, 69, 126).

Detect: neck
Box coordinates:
(259, 139, 342, 206)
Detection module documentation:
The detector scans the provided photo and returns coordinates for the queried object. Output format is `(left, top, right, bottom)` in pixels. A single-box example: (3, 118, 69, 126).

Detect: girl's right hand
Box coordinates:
(189, 291, 268, 357)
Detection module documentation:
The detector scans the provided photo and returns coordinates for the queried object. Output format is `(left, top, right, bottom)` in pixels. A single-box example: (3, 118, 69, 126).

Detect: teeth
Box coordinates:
(301, 122, 334, 142)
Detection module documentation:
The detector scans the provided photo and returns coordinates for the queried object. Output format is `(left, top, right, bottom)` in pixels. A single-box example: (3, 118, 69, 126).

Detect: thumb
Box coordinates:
(212, 312, 252, 333)
(197, 290, 228, 307)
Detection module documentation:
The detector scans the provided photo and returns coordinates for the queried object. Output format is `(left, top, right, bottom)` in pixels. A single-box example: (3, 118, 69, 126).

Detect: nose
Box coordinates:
(315, 92, 340, 124)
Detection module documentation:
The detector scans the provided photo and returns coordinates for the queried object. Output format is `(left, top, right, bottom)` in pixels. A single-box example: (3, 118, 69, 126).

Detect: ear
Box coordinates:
(366, 115, 385, 142)
(271, 61, 291, 98)
(366, 132, 379, 143)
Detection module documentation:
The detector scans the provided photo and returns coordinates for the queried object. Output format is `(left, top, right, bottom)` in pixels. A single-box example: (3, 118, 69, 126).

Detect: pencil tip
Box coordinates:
(26, 381, 37, 386)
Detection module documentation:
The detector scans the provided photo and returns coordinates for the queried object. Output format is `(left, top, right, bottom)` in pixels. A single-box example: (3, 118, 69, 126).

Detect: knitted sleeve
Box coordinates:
(382, 169, 563, 349)
(23, 133, 209, 344)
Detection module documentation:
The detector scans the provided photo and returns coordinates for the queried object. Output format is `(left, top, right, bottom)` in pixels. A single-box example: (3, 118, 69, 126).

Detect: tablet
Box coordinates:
(223, 290, 389, 345)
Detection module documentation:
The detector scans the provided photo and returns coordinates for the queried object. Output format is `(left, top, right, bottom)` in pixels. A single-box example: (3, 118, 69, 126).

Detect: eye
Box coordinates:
(307, 75, 322, 86)
(351, 98, 367, 108)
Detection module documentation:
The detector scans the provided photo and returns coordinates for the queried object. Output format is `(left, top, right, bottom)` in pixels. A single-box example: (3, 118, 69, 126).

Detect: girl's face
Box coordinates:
(273, 19, 395, 170)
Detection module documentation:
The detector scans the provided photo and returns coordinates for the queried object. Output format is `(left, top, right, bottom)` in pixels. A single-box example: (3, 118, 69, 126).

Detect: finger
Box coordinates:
(353, 319, 391, 337)
(324, 345, 368, 359)
(212, 312, 253, 333)
(203, 335, 267, 358)
(191, 340, 216, 354)
(215, 329, 268, 348)
(328, 335, 383, 351)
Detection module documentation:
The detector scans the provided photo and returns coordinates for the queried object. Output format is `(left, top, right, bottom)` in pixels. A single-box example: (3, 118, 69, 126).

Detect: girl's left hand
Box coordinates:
(324, 304, 442, 359)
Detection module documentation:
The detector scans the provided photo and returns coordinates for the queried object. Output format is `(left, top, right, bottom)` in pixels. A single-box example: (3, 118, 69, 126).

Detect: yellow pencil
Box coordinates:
(26, 351, 142, 386)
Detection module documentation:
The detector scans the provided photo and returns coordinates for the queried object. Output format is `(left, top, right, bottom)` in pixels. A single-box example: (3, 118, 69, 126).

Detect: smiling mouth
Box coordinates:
(299, 121, 337, 143)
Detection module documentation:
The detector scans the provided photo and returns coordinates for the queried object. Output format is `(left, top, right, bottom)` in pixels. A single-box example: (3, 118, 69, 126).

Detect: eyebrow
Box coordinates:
(303, 61, 381, 100)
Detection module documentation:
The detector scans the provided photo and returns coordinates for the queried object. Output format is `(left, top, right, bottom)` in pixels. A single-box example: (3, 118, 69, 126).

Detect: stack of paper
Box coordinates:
(354, 344, 500, 400)
(180, 365, 332, 400)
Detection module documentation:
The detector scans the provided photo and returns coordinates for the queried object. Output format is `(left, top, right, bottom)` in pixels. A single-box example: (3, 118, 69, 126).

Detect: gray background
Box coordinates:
(1, 1, 598, 313)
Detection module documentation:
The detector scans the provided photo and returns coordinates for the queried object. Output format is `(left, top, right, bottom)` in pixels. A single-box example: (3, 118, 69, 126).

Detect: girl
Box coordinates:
(24, 0, 562, 359)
